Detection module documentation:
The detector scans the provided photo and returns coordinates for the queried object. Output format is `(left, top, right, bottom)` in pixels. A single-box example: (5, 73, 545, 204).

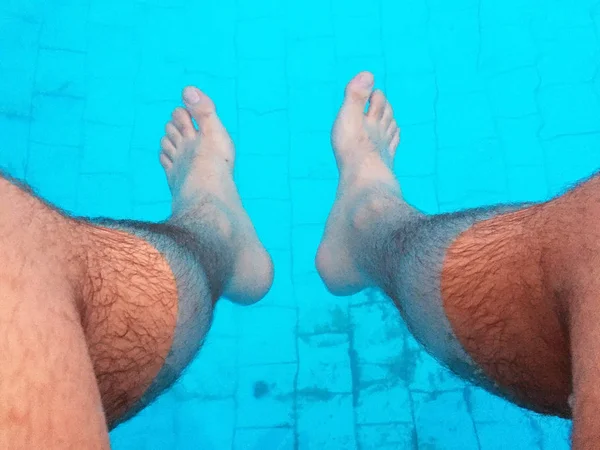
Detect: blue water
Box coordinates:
(1, 0, 595, 447)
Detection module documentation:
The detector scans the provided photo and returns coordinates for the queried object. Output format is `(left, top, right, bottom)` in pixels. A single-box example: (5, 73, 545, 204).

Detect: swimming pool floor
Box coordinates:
(2, 0, 597, 447)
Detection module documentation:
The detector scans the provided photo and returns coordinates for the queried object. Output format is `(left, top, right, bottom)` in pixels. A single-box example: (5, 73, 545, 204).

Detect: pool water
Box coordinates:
(1, 0, 595, 447)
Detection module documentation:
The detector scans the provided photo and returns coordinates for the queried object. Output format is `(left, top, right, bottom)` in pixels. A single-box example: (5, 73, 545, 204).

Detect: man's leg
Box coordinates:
(317, 72, 590, 439)
(0, 87, 273, 447)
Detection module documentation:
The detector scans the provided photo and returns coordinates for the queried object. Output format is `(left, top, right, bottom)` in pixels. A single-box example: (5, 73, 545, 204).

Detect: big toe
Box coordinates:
(340, 72, 375, 117)
(182, 86, 221, 130)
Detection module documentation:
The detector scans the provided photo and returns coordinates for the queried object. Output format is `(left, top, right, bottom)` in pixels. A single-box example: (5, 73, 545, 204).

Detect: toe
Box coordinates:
(159, 151, 173, 171)
(166, 122, 182, 146)
(172, 107, 195, 138)
(381, 103, 394, 129)
(341, 72, 375, 117)
(182, 86, 220, 131)
(390, 128, 400, 153)
(387, 120, 399, 139)
(367, 90, 386, 120)
(160, 136, 176, 160)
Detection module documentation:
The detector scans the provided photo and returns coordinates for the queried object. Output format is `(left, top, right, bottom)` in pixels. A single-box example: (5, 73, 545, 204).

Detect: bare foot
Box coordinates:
(160, 87, 273, 304)
(316, 72, 406, 295)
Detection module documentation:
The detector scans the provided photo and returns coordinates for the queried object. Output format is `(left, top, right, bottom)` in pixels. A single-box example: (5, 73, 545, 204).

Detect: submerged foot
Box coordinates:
(316, 72, 410, 295)
(160, 87, 273, 304)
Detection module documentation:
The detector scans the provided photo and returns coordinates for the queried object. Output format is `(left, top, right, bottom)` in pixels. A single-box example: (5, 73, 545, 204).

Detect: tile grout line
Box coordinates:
(282, 10, 301, 450)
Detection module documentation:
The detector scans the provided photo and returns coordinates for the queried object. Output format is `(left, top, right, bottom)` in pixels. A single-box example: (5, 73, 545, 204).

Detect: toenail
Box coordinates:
(357, 72, 374, 88)
(183, 87, 201, 104)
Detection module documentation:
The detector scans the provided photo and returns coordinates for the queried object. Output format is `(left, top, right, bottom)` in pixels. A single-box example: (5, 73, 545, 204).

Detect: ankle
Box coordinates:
(348, 188, 415, 233)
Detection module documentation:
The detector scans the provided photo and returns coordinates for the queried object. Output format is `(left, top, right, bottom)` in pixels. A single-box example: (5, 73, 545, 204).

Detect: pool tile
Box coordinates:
(31, 94, 84, 146)
(334, 16, 383, 59)
(532, 3, 592, 40)
(86, 24, 139, 79)
(296, 273, 350, 334)
(89, 0, 135, 27)
(131, 201, 170, 222)
(131, 100, 174, 151)
(332, 0, 380, 18)
(383, 0, 429, 38)
(297, 334, 353, 393)
(290, 131, 337, 180)
(357, 423, 416, 450)
(291, 179, 336, 225)
(497, 115, 546, 166)
(396, 123, 437, 177)
(477, 421, 542, 450)
(237, 18, 286, 59)
(437, 141, 508, 208)
(386, 73, 437, 125)
(356, 364, 413, 424)
(76, 173, 132, 219)
(1, 0, 46, 22)
(289, 84, 338, 133)
(244, 199, 291, 251)
(260, 250, 295, 307)
(287, 37, 336, 86)
(507, 165, 549, 203)
(486, 66, 540, 118)
(26, 143, 79, 204)
(82, 123, 131, 173)
(177, 398, 235, 449)
(238, 0, 284, 20)
(238, 58, 288, 113)
(135, 60, 184, 103)
(538, 83, 600, 138)
(236, 364, 296, 427)
(537, 26, 598, 86)
(383, 30, 434, 76)
(135, 6, 196, 65)
(406, 340, 467, 392)
(238, 109, 289, 157)
(208, 300, 240, 339)
(427, 0, 479, 12)
(291, 225, 323, 276)
(130, 146, 171, 204)
(110, 392, 177, 450)
(533, 415, 572, 450)
(428, 9, 480, 74)
(400, 175, 439, 214)
(436, 91, 496, 148)
(480, 0, 541, 26)
(0, 68, 35, 117)
(412, 390, 479, 450)
(238, 306, 297, 365)
(0, 115, 29, 179)
(543, 133, 600, 195)
(0, 16, 38, 115)
(351, 302, 405, 365)
(40, 0, 88, 51)
(173, 337, 237, 400)
(234, 427, 295, 450)
(35, 48, 86, 98)
(85, 77, 136, 126)
(286, 0, 333, 39)
(297, 393, 356, 450)
(479, 25, 538, 75)
(237, 154, 289, 200)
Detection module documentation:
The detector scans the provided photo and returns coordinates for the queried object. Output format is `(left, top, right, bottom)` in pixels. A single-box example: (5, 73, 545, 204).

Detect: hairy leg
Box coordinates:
(318, 72, 574, 419)
(0, 87, 273, 446)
